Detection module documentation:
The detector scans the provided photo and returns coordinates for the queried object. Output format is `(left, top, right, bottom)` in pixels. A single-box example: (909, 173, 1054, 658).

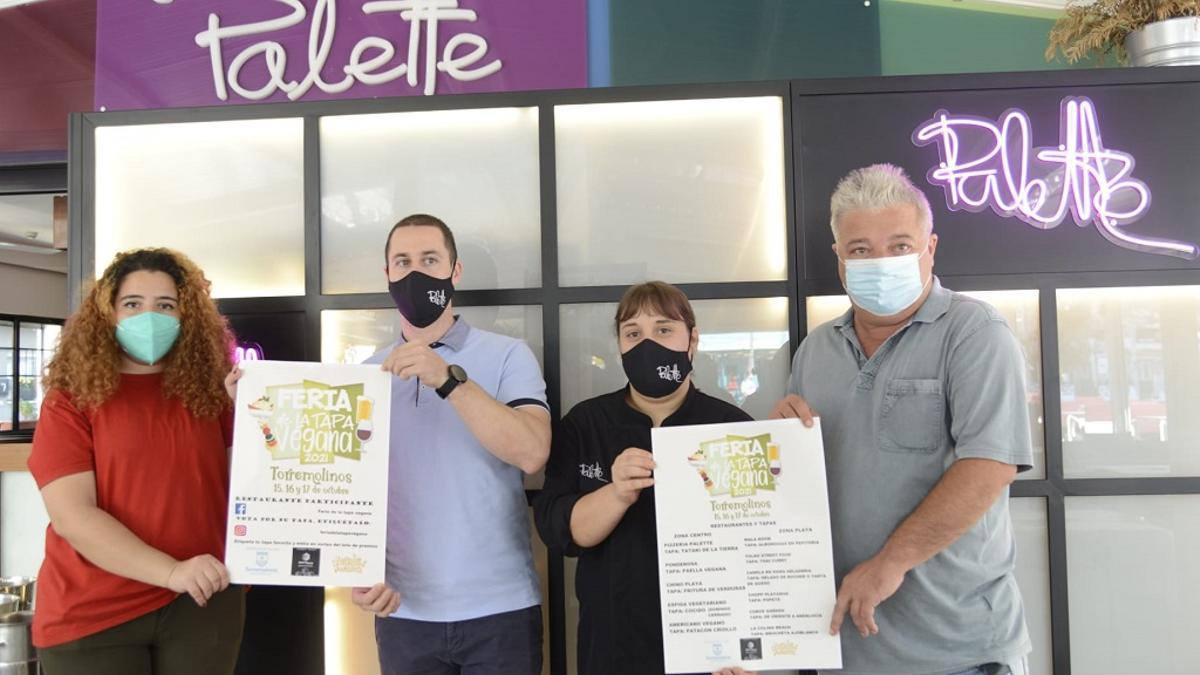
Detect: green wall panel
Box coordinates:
(879, 0, 1093, 76)
(607, 0, 882, 86)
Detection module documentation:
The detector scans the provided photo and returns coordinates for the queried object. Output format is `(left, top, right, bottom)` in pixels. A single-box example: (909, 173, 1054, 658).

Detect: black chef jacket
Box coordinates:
(534, 384, 752, 675)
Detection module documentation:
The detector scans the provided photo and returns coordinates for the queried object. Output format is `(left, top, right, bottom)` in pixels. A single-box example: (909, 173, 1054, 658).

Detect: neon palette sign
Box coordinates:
(912, 96, 1198, 260)
(234, 342, 265, 363)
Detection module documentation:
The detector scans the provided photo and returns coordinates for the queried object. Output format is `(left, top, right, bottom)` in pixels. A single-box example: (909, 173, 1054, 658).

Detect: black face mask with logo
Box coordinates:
(621, 338, 693, 399)
(388, 271, 455, 328)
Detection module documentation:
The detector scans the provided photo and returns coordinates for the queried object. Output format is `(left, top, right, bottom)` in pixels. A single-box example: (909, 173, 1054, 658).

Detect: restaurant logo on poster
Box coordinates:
(687, 433, 782, 498)
(333, 554, 368, 574)
(772, 641, 799, 656)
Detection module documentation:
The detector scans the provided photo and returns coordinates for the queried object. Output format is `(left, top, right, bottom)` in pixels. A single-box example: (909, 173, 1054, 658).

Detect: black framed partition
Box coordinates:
(69, 79, 799, 675)
(0, 314, 63, 438)
(68, 65, 1200, 675)
(792, 67, 1200, 675)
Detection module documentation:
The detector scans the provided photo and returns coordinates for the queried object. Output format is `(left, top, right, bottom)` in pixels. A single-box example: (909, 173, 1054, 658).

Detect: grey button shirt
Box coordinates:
(789, 278, 1034, 675)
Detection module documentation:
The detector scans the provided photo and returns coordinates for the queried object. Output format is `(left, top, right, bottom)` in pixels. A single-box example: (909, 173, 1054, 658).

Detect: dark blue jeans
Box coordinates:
(375, 605, 543, 675)
(947, 657, 1029, 675)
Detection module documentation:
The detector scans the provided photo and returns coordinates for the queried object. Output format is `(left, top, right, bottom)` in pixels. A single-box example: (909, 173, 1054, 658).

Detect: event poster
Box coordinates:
(652, 418, 841, 673)
(225, 360, 391, 587)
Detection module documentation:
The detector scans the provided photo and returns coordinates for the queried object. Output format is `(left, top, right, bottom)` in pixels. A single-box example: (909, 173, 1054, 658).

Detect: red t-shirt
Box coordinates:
(27, 373, 233, 648)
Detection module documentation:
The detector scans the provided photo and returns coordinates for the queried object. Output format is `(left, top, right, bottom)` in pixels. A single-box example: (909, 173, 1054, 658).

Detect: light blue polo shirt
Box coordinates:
(365, 316, 548, 622)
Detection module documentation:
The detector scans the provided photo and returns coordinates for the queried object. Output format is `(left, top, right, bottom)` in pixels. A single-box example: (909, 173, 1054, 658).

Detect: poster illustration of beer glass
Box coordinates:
(225, 360, 391, 587)
(652, 418, 841, 673)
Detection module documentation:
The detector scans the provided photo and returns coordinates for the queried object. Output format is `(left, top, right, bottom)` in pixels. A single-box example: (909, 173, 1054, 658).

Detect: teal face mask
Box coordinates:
(115, 312, 181, 365)
(842, 249, 931, 317)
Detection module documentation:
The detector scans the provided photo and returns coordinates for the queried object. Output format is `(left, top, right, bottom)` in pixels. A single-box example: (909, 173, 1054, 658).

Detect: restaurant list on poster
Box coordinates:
(652, 418, 842, 673)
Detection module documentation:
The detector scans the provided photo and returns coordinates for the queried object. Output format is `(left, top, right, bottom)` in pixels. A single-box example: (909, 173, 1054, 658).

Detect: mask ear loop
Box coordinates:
(917, 243, 934, 293)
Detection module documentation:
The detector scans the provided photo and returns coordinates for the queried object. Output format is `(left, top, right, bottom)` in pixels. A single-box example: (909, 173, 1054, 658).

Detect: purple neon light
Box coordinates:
(912, 96, 1198, 260)
(234, 342, 264, 363)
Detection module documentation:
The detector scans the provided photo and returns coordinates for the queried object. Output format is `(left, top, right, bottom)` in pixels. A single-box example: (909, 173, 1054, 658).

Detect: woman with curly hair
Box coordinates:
(28, 248, 245, 675)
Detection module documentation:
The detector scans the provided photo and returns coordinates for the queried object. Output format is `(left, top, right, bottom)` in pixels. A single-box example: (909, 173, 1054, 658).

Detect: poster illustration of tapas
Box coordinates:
(225, 360, 391, 587)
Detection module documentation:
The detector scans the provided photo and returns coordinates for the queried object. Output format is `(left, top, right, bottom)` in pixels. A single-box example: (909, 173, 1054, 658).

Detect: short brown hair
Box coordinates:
(383, 214, 458, 264)
(614, 281, 696, 333)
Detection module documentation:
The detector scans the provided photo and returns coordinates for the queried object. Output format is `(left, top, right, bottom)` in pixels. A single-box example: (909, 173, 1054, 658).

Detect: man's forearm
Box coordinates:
(446, 381, 551, 474)
(876, 458, 1017, 572)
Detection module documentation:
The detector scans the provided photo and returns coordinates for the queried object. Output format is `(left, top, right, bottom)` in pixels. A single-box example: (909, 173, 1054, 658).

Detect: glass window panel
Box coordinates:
(95, 118, 305, 298)
(13, 322, 60, 428)
(18, 350, 36, 377)
(1010, 497, 1051, 675)
(528, 509, 551, 671)
(559, 298, 789, 418)
(1058, 286, 1200, 478)
(320, 306, 543, 368)
(1, 472, 49, 576)
(565, 555, 581, 675)
(555, 97, 786, 286)
(320, 108, 541, 293)
(322, 309, 405, 366)
(42, 324, 61, 351)
(16, 373, 40, 423)
(17, 322, 60, 355)
(806, 291, 1045, 478)
(0, 194, 57, 249)
(18, 324, 40, 349)
(0, 322, 9, 429)
(1066, 495, 1200, 674)
(0, 377, 11, 431)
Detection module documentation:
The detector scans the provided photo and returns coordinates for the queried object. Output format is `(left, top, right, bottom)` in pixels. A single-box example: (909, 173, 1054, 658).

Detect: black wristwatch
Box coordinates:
(436, 364, 468, 399)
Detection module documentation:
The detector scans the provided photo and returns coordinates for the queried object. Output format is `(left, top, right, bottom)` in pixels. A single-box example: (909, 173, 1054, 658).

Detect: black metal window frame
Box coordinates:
(0, 313, 64, 440)
(67, 66, 1200, 675)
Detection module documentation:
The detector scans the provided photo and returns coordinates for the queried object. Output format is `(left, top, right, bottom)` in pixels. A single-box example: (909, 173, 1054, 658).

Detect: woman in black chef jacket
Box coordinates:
(534, 281, 757, 675)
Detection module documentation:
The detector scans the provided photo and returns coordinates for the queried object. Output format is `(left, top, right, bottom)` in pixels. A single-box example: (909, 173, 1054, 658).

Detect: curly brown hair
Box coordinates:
(45, 248, 234, 417)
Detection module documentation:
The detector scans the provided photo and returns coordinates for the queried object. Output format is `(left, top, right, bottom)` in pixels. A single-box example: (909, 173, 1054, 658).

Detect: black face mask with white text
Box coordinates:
(388, 271, 455, 328)
(621, 338, 693, 399)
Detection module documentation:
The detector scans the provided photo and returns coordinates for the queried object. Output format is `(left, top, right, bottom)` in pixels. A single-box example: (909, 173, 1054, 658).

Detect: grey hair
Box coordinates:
(829, 163, 933, 241)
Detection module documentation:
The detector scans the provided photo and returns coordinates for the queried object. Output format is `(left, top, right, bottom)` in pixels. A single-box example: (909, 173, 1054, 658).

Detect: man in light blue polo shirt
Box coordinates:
(351, 214, 551, 675)
(773, 165, 1033, 675)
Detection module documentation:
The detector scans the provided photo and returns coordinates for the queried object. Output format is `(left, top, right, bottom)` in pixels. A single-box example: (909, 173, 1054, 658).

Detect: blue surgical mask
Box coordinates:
(115, 312, 181, 365)
(842, 250, 931, 317)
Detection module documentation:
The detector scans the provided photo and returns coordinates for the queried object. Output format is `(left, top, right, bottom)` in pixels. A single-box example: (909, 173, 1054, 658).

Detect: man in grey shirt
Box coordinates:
(772, 164, 1033, 675)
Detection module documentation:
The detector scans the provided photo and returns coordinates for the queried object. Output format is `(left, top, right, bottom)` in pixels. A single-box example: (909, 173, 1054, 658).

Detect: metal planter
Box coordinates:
(1126, 16, 1200, 66)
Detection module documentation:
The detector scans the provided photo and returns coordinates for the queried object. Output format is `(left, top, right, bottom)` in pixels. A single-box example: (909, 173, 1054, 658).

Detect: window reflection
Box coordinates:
(320, 108, 542, 293)
(1011, 497, 1052, 675)
(320, 307, 543, 368)
(16, 323, 60, 428)
(1058, 286, 1200, 478)
(559, 298, 789, 419)
(1066, 495, 1200, 673)
(95, 119, 305, 298)
(555, 97, 787, 286)
(0, 320, 61, 433)
(0, 321, 11, 431)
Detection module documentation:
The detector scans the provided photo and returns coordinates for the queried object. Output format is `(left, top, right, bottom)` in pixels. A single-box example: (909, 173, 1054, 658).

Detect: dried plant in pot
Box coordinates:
(1047, 0, 1200, 66)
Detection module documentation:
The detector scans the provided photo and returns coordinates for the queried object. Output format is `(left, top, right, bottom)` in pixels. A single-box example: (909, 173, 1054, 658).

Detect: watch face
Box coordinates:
(449, 364, 468, 383)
